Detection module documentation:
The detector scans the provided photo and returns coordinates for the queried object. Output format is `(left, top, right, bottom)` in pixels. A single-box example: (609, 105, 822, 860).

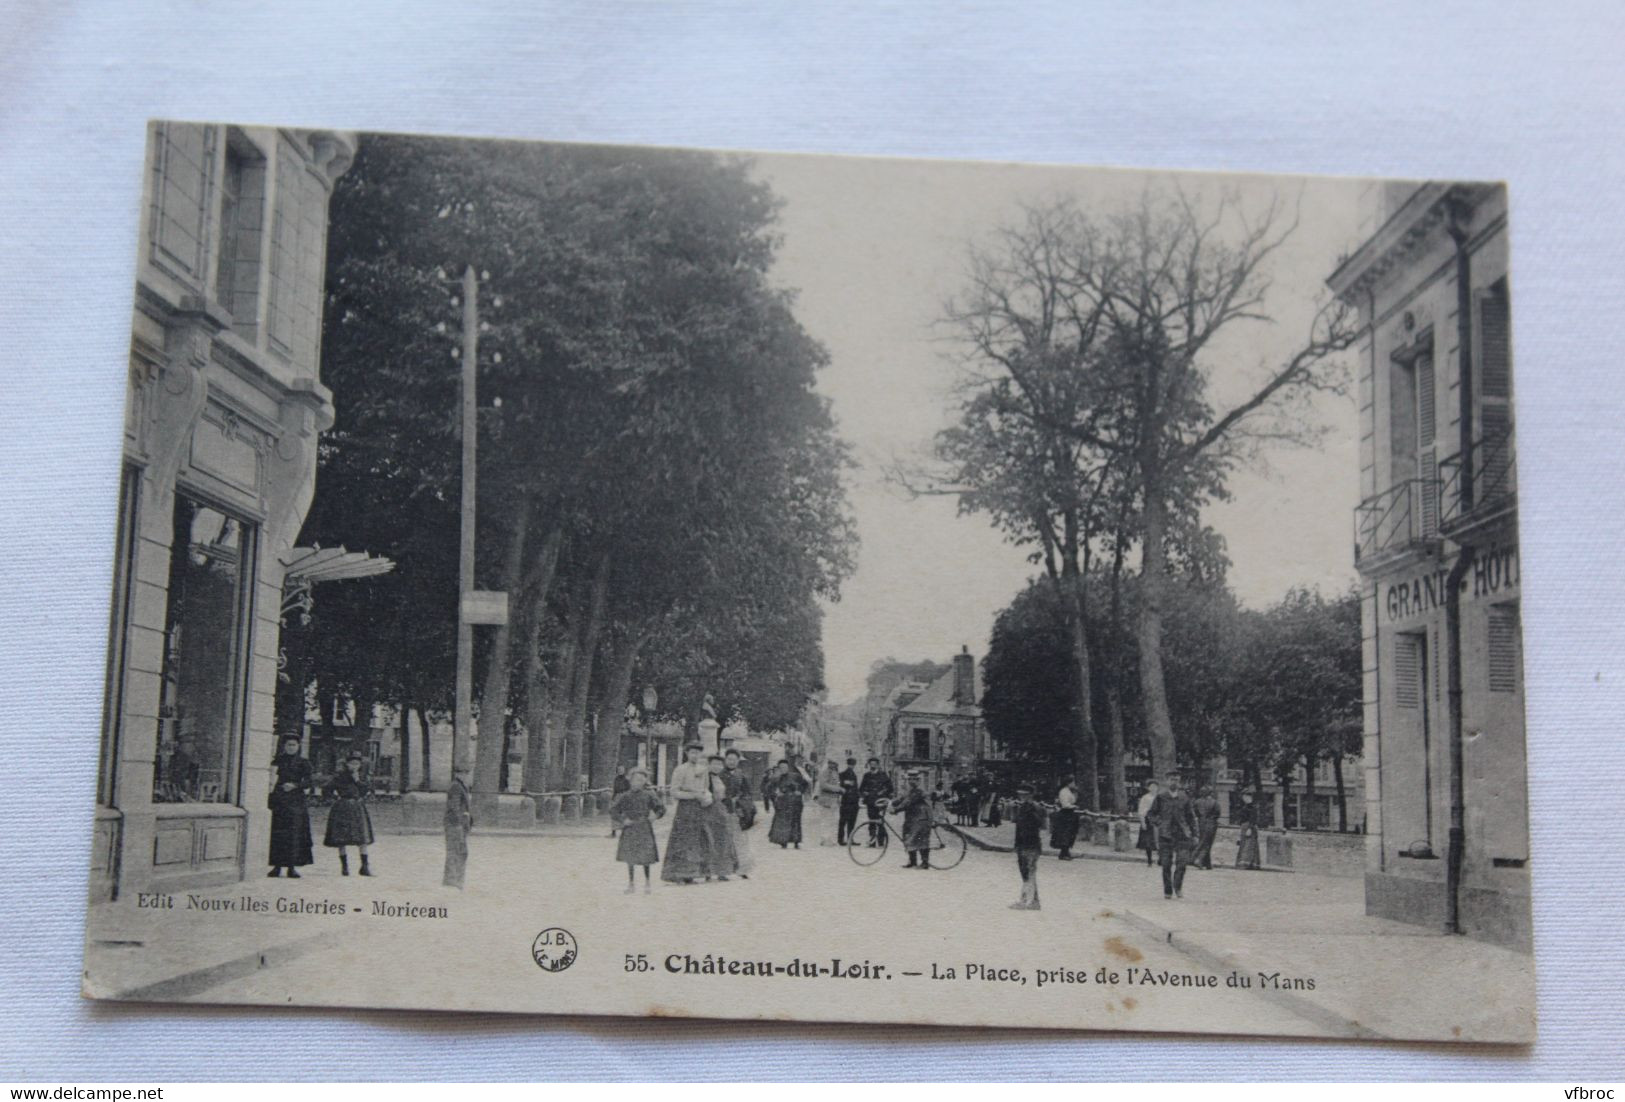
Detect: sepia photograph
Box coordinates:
(80, 120, 1533, 1043)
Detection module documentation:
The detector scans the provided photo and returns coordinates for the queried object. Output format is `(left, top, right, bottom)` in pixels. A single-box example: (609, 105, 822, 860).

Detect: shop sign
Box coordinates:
(1385, 545, 1519, 622)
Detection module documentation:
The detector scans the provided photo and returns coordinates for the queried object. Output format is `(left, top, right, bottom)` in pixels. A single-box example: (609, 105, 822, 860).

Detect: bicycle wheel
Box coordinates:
(847, 818, 889, 866)
(928, 824, 967, 869)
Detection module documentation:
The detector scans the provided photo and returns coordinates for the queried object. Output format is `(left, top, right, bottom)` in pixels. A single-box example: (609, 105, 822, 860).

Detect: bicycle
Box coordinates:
(847, 800, 967, 869)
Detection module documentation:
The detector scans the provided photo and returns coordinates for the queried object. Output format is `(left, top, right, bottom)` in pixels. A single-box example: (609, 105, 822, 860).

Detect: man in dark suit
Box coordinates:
(1191, 786, 1222, 869)
(1149, 773, 1199, 899)
(837, 757, 861, 845)
(857, 757, 893, 847)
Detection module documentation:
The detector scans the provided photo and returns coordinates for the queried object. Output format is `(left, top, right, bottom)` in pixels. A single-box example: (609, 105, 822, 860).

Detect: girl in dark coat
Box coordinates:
(268, 735, 314, 877)
(324, 752, 375, 876)
(611, 768, 665, 893)
(767, 761, 807, 848)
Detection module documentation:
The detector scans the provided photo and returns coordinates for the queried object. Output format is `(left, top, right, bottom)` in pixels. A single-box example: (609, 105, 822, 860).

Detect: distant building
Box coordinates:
(94, 123, 355, 900)
(1208, 756, 1365, 831)
(1328, 181, 1527, 951)
(881, 647, 1006, 786)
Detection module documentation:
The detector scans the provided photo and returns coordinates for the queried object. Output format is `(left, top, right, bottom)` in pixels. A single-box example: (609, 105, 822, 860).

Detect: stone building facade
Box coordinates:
(882, 648, 1004, 787)
(1328, 181, 1528, 950)
(92, 122, 355, 901)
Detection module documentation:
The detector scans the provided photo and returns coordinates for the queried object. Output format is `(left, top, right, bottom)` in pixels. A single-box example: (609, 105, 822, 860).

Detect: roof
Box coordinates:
(893, 664, 980, 721)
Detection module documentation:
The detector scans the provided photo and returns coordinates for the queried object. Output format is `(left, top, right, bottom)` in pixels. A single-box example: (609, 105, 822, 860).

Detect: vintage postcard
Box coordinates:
(82, 121, 1533, 1042)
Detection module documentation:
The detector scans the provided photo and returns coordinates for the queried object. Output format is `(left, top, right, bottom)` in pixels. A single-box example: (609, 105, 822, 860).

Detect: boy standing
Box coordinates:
(1010, 783, 1044, 910)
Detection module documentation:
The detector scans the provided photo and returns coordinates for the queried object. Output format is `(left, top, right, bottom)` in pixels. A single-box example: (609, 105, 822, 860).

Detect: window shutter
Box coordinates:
(1418, 446, 1438, 535)
(1488, 604, 1520, 693)
(1480, 283, 1511, 399)
(1394, 634, 1423, 708)
(1417, 353, 1436, 448)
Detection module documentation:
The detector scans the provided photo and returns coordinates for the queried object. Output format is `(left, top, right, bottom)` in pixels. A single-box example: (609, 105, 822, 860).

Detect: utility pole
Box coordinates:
(453, 265, 478, 774)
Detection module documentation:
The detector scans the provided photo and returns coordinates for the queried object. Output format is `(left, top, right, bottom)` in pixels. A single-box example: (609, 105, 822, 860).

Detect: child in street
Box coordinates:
(611, 767, 665, 893)
(1010, 782, 1044, 910)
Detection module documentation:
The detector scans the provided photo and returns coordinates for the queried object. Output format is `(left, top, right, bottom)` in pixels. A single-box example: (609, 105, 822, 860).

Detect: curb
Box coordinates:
(945, 825, 1170, 866)
(1117, 908, 1386, 1041)
(946, 826, 1297, 874)
(92, 928, 345, 1003)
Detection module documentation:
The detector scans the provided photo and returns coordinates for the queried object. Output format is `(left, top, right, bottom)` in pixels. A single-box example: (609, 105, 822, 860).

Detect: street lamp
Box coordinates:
(641, 685, 658, 784)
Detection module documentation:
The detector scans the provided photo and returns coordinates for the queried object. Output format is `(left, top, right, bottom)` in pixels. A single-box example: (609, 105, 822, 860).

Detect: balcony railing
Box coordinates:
(1354, 478, 1438, 565)
(1439, 425, 1516, 532)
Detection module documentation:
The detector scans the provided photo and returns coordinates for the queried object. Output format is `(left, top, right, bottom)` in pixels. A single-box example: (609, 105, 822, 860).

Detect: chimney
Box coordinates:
(953, 646, 975, 706)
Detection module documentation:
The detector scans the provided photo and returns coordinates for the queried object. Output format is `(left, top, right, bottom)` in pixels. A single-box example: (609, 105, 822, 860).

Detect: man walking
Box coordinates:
(858, 757, 893, 847)
(1149, 773, 1198, 899)
(443, 766, 474, 889)
(1192, 786, 1222, 870)
(837, 756, 861, 845)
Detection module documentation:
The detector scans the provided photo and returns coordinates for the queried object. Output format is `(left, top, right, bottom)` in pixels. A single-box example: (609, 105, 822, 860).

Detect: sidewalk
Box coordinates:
(1116, 892, 1536, 1043)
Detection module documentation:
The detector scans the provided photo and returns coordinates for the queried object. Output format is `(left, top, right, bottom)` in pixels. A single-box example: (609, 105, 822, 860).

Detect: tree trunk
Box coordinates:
(417, 707, 431, 790)
(1136, 488, 1178, 778)
(511, 529, 563, 793)
(1332, 750, 1348, 832)
(591, 628, 644, 787)
(473, 495, 533, 796)
(398, 700, 412, 794)
(1303, 753, 1318, 830)
(564, 553, 611, 790)
(1058, 541, 1099, 811)
(521, 598, 549, 792)
(1103, 527, 1130, 813)
(545, 632, 579, 791)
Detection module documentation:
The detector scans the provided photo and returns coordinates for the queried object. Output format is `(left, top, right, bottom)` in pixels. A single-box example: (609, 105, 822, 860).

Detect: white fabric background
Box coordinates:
(1, 0, 1622, 1081)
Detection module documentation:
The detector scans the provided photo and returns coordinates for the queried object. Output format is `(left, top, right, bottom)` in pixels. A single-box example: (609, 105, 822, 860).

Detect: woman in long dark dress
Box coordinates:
(324, 751, 375, 876)
(267, 735, 314, 878)
(767, 761, 807, 848)
(700, 756, 739, 879)
(1136, 781, 1160, 866)
(1234, 792, 1262, 870)
(661, 742, 712, 884)
(1050, 778, 1081, 860)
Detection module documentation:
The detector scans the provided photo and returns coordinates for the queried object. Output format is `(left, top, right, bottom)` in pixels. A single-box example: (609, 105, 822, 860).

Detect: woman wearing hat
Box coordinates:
(267, 734, 314, 878)
(661, 741, 714, 884)
(324, 751, 375, 876)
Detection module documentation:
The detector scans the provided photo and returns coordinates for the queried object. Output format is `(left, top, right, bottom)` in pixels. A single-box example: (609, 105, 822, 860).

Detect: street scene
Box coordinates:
(84, 123, 1533, 1041)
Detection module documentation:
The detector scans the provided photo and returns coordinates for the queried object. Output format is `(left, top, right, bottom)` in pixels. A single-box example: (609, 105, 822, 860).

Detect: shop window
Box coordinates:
(1488, 603, 1520, 693)
(98, 466, 140, 807)
(154, 494, 255, 803)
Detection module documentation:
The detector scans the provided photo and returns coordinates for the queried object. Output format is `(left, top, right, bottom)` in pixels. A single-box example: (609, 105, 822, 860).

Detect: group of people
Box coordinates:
(948, 773, 1006, 828)
(630, 743, 820, 888)
(1133, 775, 1262, 900)
(266, 734, 377, 879)
(993, 772, 1269, 911)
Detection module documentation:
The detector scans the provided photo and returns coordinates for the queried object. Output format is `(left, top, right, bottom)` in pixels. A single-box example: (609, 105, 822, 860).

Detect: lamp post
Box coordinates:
(452, 265, 477, 777)
(641, 685, 658, 785)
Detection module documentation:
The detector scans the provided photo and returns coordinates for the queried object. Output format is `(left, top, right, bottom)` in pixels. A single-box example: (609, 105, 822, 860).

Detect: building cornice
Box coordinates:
(1327, 182, 1499, 304)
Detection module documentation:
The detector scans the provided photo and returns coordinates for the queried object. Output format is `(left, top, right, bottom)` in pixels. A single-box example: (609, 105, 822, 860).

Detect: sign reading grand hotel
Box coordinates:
(1385, 546, 1521, 622)
(81, 122, 1535, 1044)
